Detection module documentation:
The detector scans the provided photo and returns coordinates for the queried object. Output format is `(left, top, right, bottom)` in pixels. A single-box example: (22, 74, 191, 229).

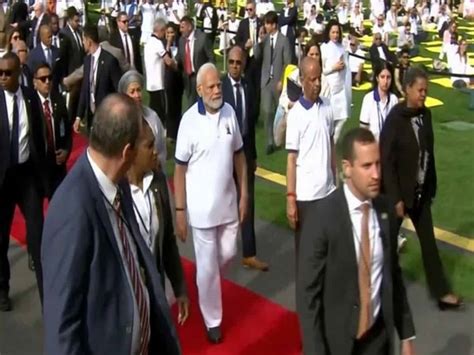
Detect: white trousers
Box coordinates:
(192, 220, 239, 328)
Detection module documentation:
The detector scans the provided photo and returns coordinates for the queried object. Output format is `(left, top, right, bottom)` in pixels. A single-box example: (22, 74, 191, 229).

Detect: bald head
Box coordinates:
(300, 57, 322, 103)
(40, 25, 52, 47)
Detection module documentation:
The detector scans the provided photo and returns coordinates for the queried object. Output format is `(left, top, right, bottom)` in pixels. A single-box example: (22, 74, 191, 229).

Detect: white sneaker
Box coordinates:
(397, 233, 407, 253)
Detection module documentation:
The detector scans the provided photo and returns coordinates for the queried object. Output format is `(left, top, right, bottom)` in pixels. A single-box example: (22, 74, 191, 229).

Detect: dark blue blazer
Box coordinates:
(221, 75, 257, 161)
(0, 86, 46, 186)
(41, 153, 181, 355)
(26, 45, 62, 92)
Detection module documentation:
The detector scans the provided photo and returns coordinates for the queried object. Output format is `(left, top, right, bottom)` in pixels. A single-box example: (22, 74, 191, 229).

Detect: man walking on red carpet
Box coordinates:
(297, 128, 416, 355)
(174, 63, 248, 344)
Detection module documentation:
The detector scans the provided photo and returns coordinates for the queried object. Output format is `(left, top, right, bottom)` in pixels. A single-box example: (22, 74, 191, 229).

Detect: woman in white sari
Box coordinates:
(321, 20, 351, 141)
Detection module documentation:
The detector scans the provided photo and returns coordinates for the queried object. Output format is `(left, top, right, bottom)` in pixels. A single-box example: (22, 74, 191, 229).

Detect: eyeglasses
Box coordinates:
(0, 70, 13, 77)
(402, 55, 410, 59)
(228, 59, 242, 65)
(35, 74, 53, 83)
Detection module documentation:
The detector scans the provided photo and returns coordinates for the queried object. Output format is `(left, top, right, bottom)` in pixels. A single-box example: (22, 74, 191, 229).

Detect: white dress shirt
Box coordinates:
(228, 74, 247, 136)
(41, 43, 53, 66)
(38, 93, 56, 146)
(5, 88, 30, 164)
(130, 172, 160, 254)
(90, 46, 102, 107)
(344, 184, 383, 325)
(120, 29, 135, 69)
(186, 30, 196, 73)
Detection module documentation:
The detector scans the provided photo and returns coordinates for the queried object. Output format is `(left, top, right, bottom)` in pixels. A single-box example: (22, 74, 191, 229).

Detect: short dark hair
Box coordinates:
(324, 19, 342, 43)
(48, 12, 59, 23)
(403, 66, 428, 91)
(34, 62, 52, 76)
(83, 23, 99, 44)
(342, 128, 376, 162)
(67, 6, 79, 20)
(117, 11, 128, 20)
(89, 94, 141, 158)
(180, 15, 194, 27)
(372, 60, 394, 92)
(399, 46, 411, 57)
(264, 11, 279, 25)
(1, 52, 21, 72)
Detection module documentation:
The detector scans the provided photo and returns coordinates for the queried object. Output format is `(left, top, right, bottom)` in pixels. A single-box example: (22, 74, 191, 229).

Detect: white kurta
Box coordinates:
(140, 3, 157, 44)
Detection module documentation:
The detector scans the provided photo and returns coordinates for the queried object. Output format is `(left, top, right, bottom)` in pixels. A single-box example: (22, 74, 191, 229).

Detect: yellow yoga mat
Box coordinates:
(352, 82, 372, 91)
(410, 56, 432, 63)
(363, 19, 372, 27)
(214, 49, 223, 57)
(430, 77, 453, 88)
(421, 40, 443, 46)
(425, 96, 444, 108)
(425, 46, 442, 54)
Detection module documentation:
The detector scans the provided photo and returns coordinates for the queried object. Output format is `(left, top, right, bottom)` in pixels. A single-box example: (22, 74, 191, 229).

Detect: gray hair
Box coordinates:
(118, 70, 144, 94)
(153, 17, 168, 32)
(196, 62, 218, 88)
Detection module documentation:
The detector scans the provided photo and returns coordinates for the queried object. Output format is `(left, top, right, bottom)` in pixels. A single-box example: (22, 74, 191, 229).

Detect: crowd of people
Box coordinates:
(0, 0, 470, 353)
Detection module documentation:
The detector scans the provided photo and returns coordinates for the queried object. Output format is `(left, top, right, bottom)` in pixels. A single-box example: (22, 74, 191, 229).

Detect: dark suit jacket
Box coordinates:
(77, 49, 121, 126)
(234, 17, 262, 54)
(176, 29, 215, 75)
(147, 171, 187, 298)
(369, 43, 397, 66)
(20, 64, 33, 89)
(59, 25, 85, 76)
(109, 29, 143, 74)
(221, 74, 257, 161)
(0, 86, 46, 186)
(42, 153, 182, 355)
(297, 188, 415, 355)
(27, 13, 50, 48)
(380, 102, 437, 209)
(27, 44, 62, 91)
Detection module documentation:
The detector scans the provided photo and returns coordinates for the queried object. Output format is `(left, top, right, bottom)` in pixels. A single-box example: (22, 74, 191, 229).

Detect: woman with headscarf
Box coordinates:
(118, 70, 167, 170)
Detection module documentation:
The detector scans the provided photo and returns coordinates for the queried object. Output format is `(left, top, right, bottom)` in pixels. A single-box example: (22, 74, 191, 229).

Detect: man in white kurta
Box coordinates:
(174, 63, 248, 344)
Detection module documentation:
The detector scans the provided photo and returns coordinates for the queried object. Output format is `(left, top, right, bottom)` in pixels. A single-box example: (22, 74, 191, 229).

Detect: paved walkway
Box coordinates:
(0, 219, 472, 354)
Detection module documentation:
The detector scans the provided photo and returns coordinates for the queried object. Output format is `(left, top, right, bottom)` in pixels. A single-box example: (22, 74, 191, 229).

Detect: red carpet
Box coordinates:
(9, 134, 303, 355)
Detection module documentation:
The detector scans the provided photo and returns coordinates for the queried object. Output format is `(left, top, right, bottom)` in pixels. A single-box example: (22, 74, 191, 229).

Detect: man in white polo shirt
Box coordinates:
(144, 17, 174, 125)
(286, 57, 336, 263)
(174, 63, 248, 344)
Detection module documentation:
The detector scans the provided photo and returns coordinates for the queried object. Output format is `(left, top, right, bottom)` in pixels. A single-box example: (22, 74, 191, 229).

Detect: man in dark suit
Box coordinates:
(234, 0, 261, 118)
(254, 11, 291, 154)
(42, 94, 181, 355)
(369, 33, 396, 68)
(0, 52, 46, 310)
(297, 128, 416, 355)
(15, 40, 33, 88)
(34, 62, 71, 200)
(110, 11, 143, 74)
(278, 0, 298, 62)
(59, 7, 84, 120)
(74, 24, 121, 132)
(176, 15, 215, 109)
(222, 46, 268, 272)
(27, 25, 62, 92)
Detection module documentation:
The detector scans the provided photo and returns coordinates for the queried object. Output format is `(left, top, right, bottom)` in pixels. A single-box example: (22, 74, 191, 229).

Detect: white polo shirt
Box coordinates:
(285, 96, 336, 202)
(144, 34, 166, 91)
(175, 99, 243, 229)
(359, 89, 398, 140)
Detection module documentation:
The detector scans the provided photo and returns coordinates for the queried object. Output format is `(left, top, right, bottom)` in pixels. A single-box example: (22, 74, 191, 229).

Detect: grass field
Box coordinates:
(86, 4, 474, 299)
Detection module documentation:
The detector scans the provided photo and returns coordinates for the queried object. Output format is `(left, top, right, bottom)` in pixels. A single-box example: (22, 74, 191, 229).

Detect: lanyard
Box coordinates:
(375, 91, 390, 134)
(132, 191, 154, 249)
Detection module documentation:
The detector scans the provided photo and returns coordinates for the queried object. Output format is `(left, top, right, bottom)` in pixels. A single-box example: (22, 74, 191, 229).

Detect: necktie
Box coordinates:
(270, 36, 274, 79)
(184, 38, 192, 75)
(234, 83, 244, 135)
(10, 94, 19, 165)
(53, 36, 58, 48)
(357, 203, 372, 339)
(43, 99, 55, 154)
(45, 48, 52, 66)
(90, 56, 96, 114)
(113, 193, 150, 355)
(249, 21, 255, 57)
(124, 33, 132, 65)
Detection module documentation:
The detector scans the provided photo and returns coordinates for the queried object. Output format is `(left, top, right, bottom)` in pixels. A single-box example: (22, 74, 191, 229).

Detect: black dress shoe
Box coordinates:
(0, 291, 12, 312)
(206, 326, 222, 344)
(438, 298, 464, 311)
(265, 145, 274, 155)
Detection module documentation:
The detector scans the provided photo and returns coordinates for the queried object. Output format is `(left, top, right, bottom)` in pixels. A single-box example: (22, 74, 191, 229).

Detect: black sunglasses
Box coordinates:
(36, 74, 53, 83)
(120, 19, 129, 24)
(0, 69, 13, 77)
(350, 43, 356, 46)
(228, 59, 242, 65)
(246, 7, 253, 11)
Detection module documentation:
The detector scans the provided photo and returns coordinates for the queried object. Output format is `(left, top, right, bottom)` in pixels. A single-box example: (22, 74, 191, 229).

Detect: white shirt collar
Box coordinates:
(92, 46, 102, 61)
(228, 74, 241, 86)
(120, 29, 129, 37)
(187, 30, 195, 41)
(41, 42, 50, 52)
(37, 92, 51, 105)
(130, 171, 154, 195)
(343, 183, 372, 213)
(87, 149, 118, 205)
(5, 86, 22, 99)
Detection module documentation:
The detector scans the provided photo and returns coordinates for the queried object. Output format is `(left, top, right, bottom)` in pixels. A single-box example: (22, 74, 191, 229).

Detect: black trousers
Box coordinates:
(244, 56, 261, 121)
(183, 73, 198, 111)
(352, 315, 389, 355)
(0, 161, 44, 302)
(148, 90, 166, 127)
(399, 199, 450, 298)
